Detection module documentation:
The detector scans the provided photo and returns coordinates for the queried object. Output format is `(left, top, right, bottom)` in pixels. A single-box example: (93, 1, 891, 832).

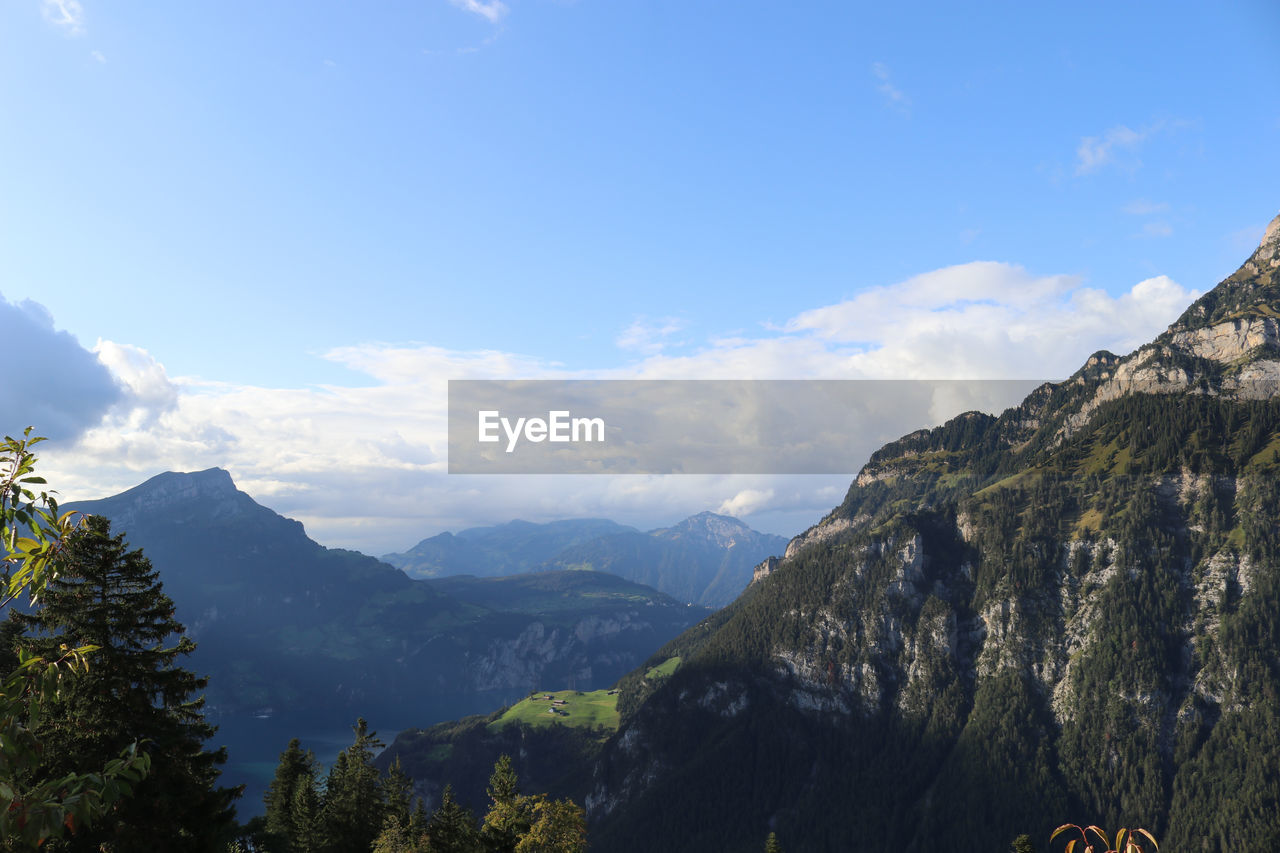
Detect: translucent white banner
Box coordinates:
(448, 379, 1046, 474)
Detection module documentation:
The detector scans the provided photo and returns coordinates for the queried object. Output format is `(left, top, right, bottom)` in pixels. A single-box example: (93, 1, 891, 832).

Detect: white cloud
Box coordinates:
(616, 316, 684, 354)
(448, 0, 508, 24)
(717, 488, 775, 518)
(1076, 125, 1144, 174)
(41, 0, 84, 35)
(1075, 120, 1189, 176)
(90, 49, 105, 63)
(93, 341, 180, 421)
(38, 262, 1198, 555)
(1140, 221, 1173, 238)
(871, 62, 910, 114)
(780, 263, 1195, 379)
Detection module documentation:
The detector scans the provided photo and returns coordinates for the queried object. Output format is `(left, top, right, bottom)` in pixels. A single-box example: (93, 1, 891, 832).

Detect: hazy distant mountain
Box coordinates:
(68, 472, 708, 716)
(382, 519, 637, 578)
(541, 512, 789, 607)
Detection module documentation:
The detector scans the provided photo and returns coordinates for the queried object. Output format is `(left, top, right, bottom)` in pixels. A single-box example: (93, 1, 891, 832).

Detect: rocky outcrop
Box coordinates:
(751, 555, 780, 584)
(1171, 315, 1280, 362)
(783, 514, 862, 559)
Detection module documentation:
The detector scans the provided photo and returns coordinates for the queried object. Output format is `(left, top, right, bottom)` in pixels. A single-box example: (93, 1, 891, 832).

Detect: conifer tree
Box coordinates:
(382, 756, 415, 832)
(481, 754, 528, 853)
(13, 514, 238, 850)
(764, 831, 783, 853)
(321, 718, 386, 853)
(290, 773, 324, 853)
(479, 755, 585, 853)
(263, 738, 320, 852)
(425, 784, 482, 853)
(370, 815, 423, 853)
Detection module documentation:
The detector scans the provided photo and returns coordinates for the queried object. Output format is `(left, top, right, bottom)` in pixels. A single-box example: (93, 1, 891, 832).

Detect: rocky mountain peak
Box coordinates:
(658, 511, 754, 548)
(1161, 211, 1280, 339)
(1030, 212, 1280, 416)
(1255, 211, 1280, 265)
(71, 467, 285, 533)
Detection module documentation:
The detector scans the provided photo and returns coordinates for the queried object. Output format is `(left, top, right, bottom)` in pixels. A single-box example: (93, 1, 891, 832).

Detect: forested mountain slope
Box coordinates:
(581, 214, 1280, 852)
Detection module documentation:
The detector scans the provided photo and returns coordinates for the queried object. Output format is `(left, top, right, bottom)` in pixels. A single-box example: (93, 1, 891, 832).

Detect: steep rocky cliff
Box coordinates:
(582, 214, 1280, 852)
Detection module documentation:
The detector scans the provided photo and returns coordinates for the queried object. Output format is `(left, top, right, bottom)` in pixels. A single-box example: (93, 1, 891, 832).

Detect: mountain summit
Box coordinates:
(1132, 210, 1280, 365)
(1167, 211, 1280, 338)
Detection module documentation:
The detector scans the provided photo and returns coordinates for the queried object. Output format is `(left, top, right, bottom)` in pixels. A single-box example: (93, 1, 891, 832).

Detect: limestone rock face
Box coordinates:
(782, 514, 861, 559)
(1171, 316, 1280, 362)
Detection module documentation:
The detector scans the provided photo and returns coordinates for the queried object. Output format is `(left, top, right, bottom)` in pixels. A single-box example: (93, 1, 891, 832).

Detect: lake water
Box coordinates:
(209, 689, 527, 819)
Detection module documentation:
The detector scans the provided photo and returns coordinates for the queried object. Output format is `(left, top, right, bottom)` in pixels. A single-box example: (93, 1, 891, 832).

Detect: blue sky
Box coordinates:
(3, 0, 1279, 553)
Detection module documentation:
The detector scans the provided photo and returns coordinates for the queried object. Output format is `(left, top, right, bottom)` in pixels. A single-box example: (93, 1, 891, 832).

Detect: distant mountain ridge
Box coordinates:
(67, 472, 709, 716)
(541, 511, 789, 607)
(385, 512, 787, 608)
(382, 519, 637, 579)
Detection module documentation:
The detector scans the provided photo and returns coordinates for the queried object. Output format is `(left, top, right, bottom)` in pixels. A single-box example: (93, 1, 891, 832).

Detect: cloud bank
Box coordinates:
(31, 263, 1198, 554)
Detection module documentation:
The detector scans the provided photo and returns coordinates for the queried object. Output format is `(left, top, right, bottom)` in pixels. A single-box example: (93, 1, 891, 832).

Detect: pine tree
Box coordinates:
(371, 815, 424, 853)
(481, 754, 529, 853)
(382, 756, 415, 832)
(13, 514, 239, 850)
(290, 772, 324, 853)
(321, 718, 386, 853)
(479, 755, 585, 853)
(263, 738, 320, 852)
(425, 784, 482, 853)
(764, 831, 783, 853)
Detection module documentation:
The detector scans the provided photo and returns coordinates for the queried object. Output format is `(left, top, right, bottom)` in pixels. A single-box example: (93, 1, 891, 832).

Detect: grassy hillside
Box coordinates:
(488, 689, 620, 731)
